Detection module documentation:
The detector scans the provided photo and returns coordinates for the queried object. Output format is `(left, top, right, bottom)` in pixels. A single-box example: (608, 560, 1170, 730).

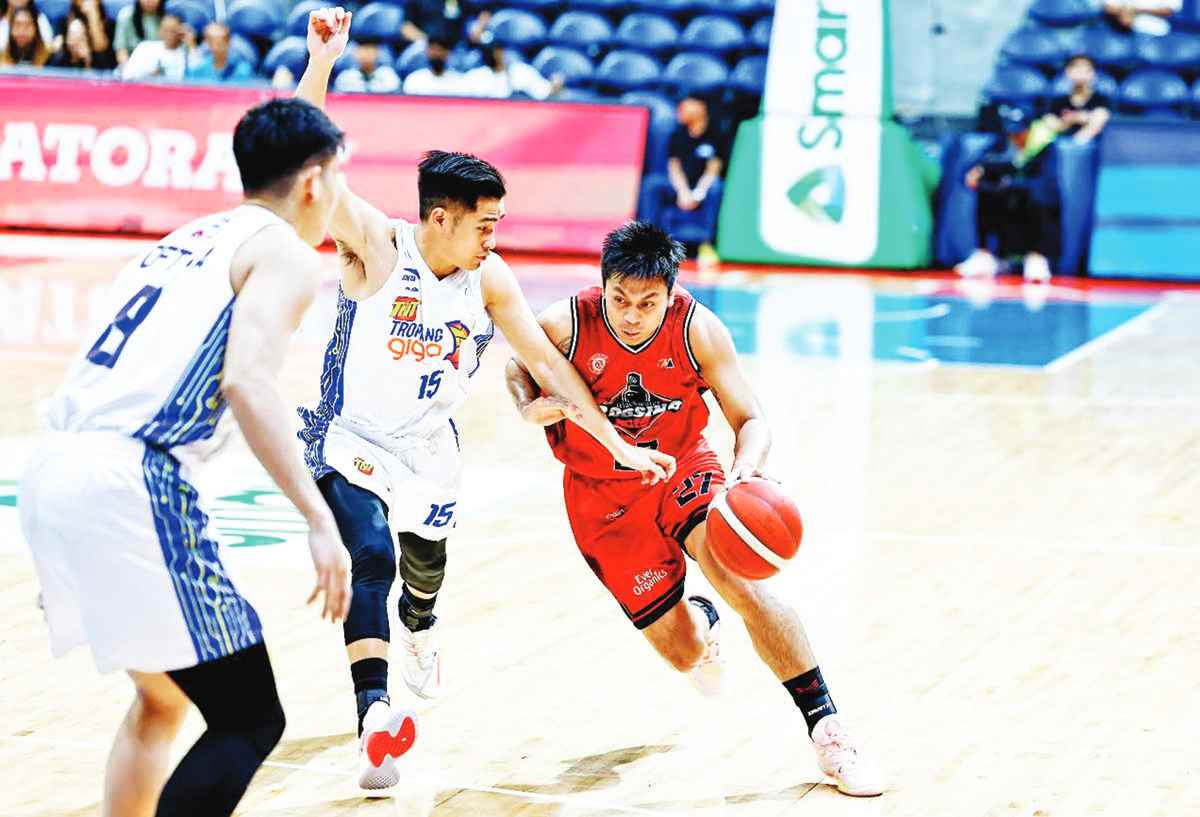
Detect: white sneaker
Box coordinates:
(1023, 253, 1051, 283)
(685, 595, 724, 697)
(398, 621, 442, 699)
(358, 701, 418, 791)
(955, 249, 999, 278)
(811, 715, 885, 797)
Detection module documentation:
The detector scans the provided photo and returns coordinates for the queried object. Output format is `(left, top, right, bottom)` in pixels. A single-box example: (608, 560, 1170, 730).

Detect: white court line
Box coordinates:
(873, 304, 951, 322)
(1044, 299, 1171, 373)
(0, 734, 676, 816)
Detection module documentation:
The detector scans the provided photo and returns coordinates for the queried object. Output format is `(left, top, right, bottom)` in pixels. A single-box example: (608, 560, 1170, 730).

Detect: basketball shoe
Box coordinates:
(685, 595, 724, 697)
(811, 715, 885, 797)
(358, 701, 418, 790)
(398, 620, 442, 699)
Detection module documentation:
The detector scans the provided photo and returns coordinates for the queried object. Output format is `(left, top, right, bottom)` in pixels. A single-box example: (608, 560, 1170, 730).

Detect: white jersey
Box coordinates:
(300, 219, 495, 481)
(45, 205, 285, 462)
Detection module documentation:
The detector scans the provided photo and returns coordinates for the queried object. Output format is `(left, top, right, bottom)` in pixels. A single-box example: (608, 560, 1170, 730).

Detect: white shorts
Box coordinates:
(314, 421, 462, 540)
(19, 432, 263, 674)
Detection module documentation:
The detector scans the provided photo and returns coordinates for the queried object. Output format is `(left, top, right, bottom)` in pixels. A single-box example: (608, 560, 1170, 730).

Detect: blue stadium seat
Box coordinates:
(354, 3, 405, 44)
(287, 0, 324, 37)
(489, 8, 547, 50)
(532, 45, 594, 86)
(396, 39, 427, 76)
(164, 0, 211, 33)
(567, 0, 626, 15)
(503, 0, 561, 18)
(101, 0, 132, 22)
(1027, 0, 1098, 26)
(1119, 69, 1190, 114)
(614, 13, 679, 57)
(663, 51, 728, 95)
(227, 0, 285, 42)
(728, 54, 766, 95)
(999, 26, 1067, 70)
(594, 49, 661, 92)
(555, 87, 604, 102)
(748, 16, 771, 52)
(39, 0, 70, 29)
(1135, 31, 1200, 73)
(694, 0, 761, 19)
(984, 65, 1049, 104)
(620, 90, 676, 184)
(628, 0, 700, 19)
(1076, 25, 1137, 73)
(263, 36, 308, 79)
(1193, 77, 1200, 116)
(679, 15, 746, 56)
(1051, 69, 1119, 99)
(548, 11, 611, 58)
(229, 33, 259, 69)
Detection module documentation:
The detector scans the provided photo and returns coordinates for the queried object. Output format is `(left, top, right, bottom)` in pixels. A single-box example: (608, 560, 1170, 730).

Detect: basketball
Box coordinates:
(706, 479, 803, 580)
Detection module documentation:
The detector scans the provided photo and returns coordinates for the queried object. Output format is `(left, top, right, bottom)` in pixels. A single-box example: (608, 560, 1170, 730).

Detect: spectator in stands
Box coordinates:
(0, 0, 54, 50)
(335, 42, 401, 92)
(1044, 54, 1110, 145)
(57, 0, 114, 67)
(47, 16, 99, 67)
(1097, 0, 1181, 36)
(401, 0, 489, 50)
(0, 6, 49, 64)
(656, 94, 727, 258)
(186, 22, 251, 81)
(459, 43, 562, 99)
(402, 33, 462, 95)
(956, 106, 1060, 283)
(113, 0, 163, 65)
(121, 10, 193, 80)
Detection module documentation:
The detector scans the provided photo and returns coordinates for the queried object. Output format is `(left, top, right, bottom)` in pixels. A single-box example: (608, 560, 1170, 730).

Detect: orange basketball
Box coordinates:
(706, 479, 803, 580)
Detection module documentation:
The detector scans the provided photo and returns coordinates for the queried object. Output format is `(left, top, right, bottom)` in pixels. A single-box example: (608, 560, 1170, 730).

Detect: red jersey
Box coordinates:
(547, 285, 710, 479)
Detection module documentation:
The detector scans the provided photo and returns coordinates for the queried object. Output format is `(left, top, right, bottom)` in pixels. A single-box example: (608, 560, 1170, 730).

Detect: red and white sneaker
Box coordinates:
(811, 715, 885, 797)
(685, 595, 724, 697)
(358, 701, 418, 791)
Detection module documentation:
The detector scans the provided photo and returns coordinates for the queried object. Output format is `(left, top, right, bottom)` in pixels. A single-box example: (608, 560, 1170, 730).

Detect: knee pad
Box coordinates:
(397, 532, 447, 597)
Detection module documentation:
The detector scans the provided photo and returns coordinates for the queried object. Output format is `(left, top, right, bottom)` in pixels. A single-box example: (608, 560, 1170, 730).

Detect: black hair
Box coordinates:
(600, 221, 685, 292)
(233, 98, 344, 197)
(1065, 53, 1095, 69)
(131, 0, 163, 43)
(417, 150, 506, 220)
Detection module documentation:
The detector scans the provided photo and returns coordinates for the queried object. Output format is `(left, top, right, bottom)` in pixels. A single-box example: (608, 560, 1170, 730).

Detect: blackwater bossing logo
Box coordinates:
(601, 373, 683, 439)
(788, 165, 846, 223)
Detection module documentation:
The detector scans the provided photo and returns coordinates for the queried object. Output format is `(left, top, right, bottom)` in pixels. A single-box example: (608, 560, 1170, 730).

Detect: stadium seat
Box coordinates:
(663, 51, 728, 95)
(489, 9, 547, 50)
(532, 45, 594, 87)
(694, 0, 761, 20)
(555, 87, 604, 102)
(614, 13, 679, 57)
(165, 0, 211, 32)
(101, 0, 132, 22)
(227, 0, 285, 43)
(1027, 0, 1097, 27)
(1051, 69, 1119, 99)
(594, 49, 661, 92)
(39, 0, 69, 29)
(748, 16, 771, 52)
(628, 0, 699, 19)
(1135, 31, 1200, 73)
(503, 0, 561, 18)
(1076, 25, 1137, 73)
(679, 15, 746, 56)
(620, 90, 676, 197)
(548, 10, 612, 59)
(999, 26, 1067, 70)
(984, 65, 1049, 104)
(354, 3, 405, 44)
(229, 32, 259, 69)
(728, 54, 766, 95)
(1119, 69, 1190, 114)
(1192, 77, 1200, 116)
(395, 39, 427, 76)
(287, 0, 324, 37)
(262, 36, 308, 79)
(567, 0, 626, 16)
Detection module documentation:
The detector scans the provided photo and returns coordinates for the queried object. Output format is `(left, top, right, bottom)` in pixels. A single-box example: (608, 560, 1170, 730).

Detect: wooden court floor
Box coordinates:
(2, 235, 1198, 817)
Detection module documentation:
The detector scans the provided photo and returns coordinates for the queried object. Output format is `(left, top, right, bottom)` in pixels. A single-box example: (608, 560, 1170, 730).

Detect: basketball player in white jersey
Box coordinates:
(296, 8, 676, 789)
(18, 99, 354, 817)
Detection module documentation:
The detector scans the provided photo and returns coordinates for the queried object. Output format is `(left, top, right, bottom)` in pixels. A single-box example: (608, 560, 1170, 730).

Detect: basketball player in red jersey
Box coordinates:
(505, 222, 884, 796)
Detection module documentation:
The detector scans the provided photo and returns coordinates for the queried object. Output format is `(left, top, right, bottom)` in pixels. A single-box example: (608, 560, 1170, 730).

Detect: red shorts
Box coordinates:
(562, 442, 725, 630)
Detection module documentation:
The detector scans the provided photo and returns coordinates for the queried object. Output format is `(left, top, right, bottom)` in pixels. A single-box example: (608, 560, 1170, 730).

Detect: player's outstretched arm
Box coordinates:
(296, 7, 395, 298)
(504, 299, 585, 427)
(688, 302, 772, 483)
(484, 261, 675, 485)
(224, 227, 351, 622)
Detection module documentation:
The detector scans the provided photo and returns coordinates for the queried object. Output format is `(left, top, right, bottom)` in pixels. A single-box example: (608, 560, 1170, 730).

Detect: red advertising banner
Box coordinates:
(0, 74, 648, 253)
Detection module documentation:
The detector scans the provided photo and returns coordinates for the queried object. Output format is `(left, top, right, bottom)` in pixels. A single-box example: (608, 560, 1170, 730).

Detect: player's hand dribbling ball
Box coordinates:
(706, 478, 803, 580)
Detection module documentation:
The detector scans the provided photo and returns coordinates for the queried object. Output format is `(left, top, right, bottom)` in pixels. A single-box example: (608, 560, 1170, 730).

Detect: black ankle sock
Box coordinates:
(399, 586, 437, 632)
(351, 658, 388, 735)
(784, 666, 837, 737)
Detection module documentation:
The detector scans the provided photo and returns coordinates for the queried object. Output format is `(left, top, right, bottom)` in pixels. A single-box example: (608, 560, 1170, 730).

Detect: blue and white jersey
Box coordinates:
(45, 205, 285, 462)
(300, 219, 495, 479)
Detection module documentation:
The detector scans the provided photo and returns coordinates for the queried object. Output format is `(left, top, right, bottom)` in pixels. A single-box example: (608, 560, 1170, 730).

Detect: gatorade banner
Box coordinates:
(0, 73, 648, 253)
(719, 0, 936, 269)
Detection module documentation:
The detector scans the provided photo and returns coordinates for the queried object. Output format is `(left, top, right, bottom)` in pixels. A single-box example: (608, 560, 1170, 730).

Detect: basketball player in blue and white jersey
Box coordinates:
(18, 99, 353, 817)
(296, 8, 676, 789)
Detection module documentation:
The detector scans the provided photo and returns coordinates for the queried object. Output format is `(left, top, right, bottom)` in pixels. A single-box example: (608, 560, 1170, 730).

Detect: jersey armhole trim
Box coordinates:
(567, 296, 579, 362)
(683, 299, 702, 375)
